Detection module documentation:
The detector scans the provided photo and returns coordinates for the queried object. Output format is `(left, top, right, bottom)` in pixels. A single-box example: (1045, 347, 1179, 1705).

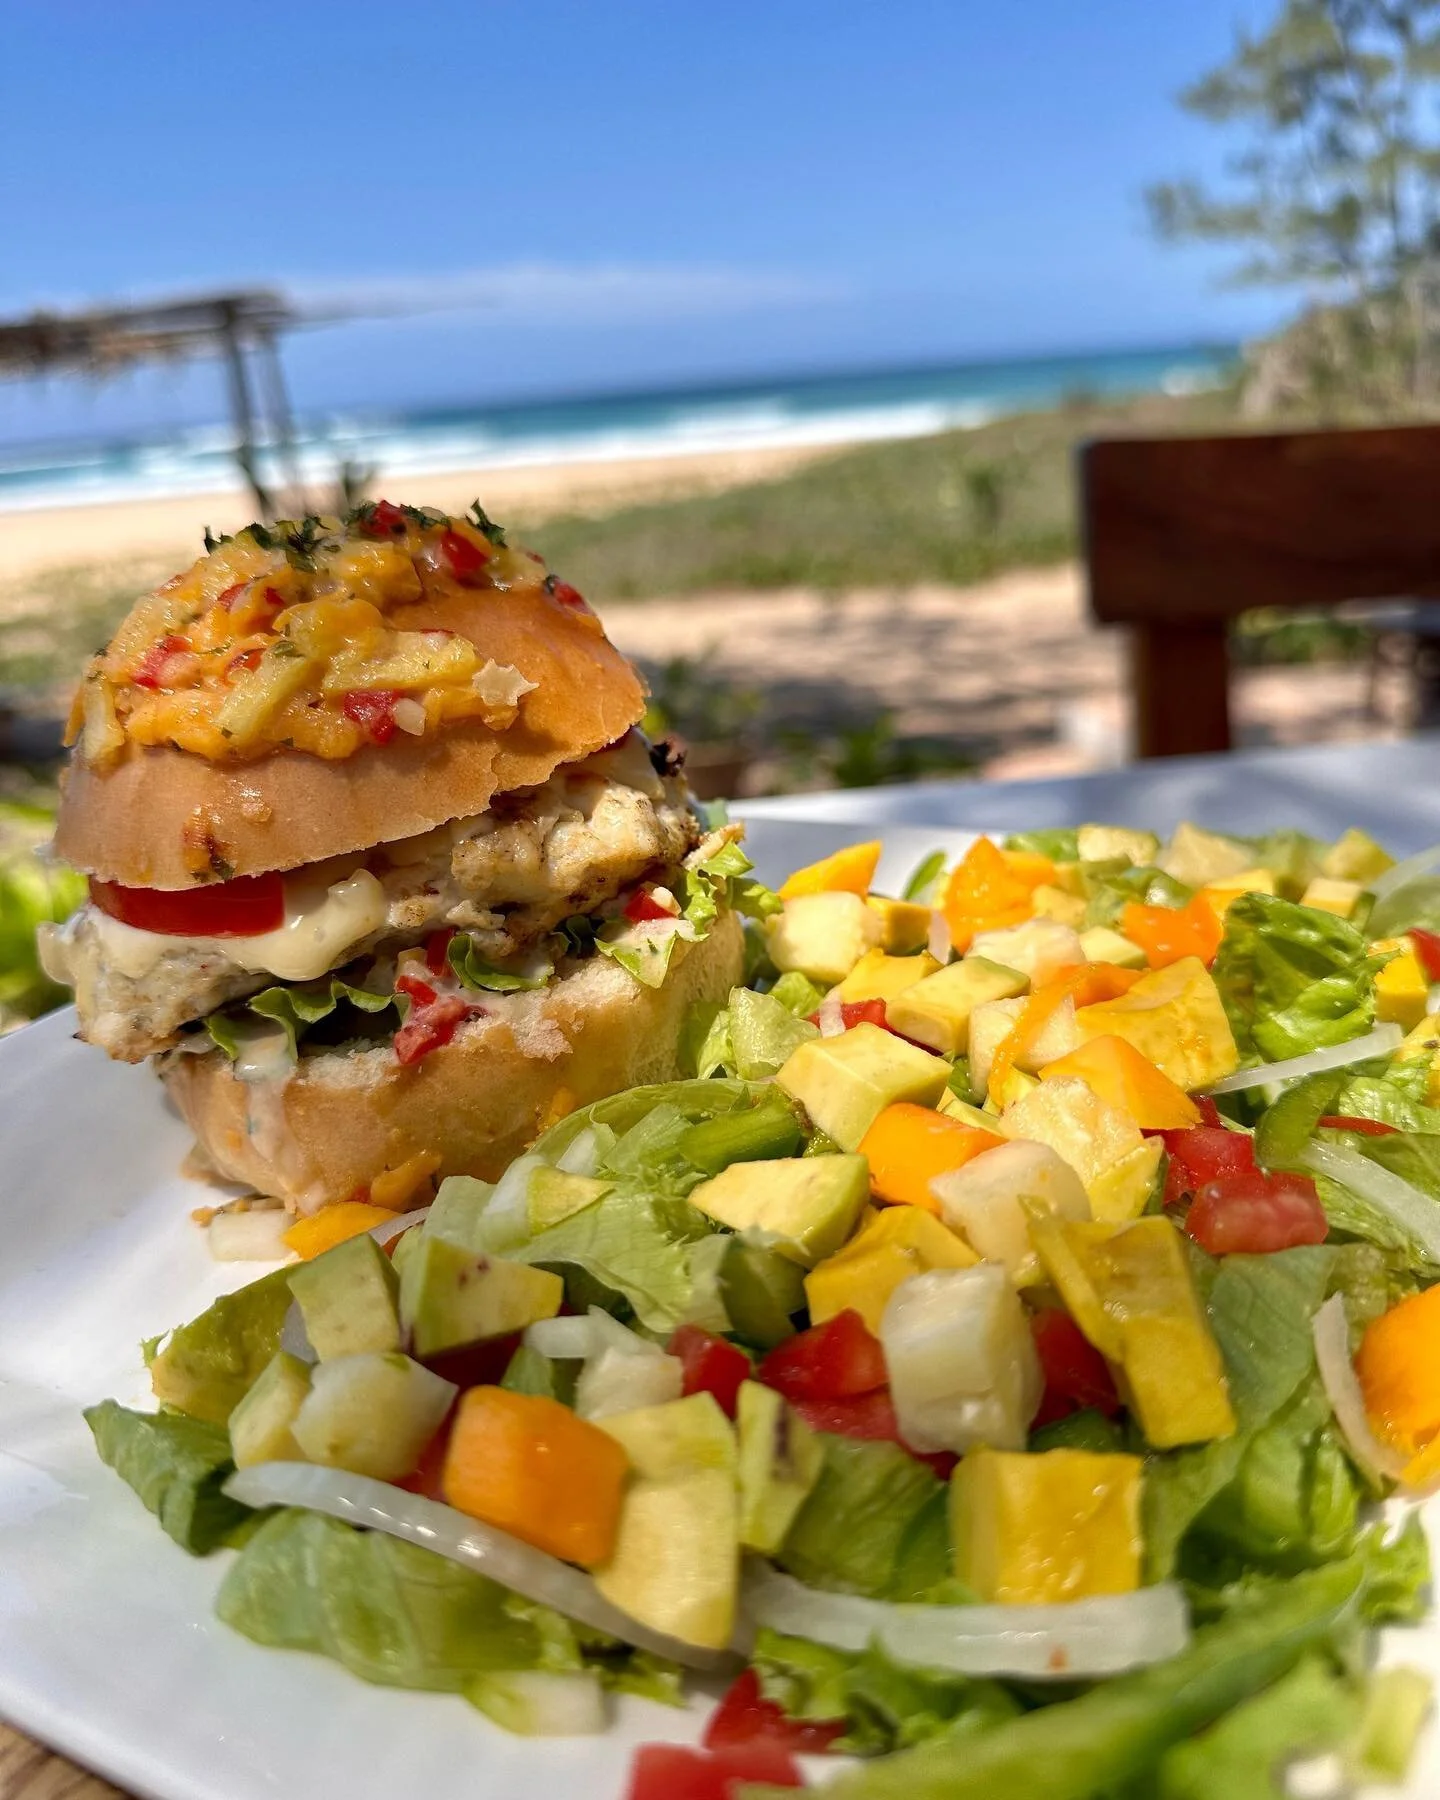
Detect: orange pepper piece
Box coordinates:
(1356, 1284, 1440, 1460)
(1040, 1035, 1201, 1130)
(859, 1102, 1006, 1213)
(943, 838, 1053, 951)
(779, 839, 883, 899)
(282, 1201, 401, 1260)
(987, 964, 1144, 1105)
(1121, 895, 1224, 970)
(441, 1387, 630, 1568)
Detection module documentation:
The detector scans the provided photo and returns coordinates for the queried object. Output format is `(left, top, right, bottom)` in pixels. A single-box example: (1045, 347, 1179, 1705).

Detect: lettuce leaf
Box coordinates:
(1078, 860, 1191, 930)
(1156, 1655, 1358, 1800)
(217, 1509, 679, 1699)
(686, 985, 820, 1080)
(1212, 894, 1377, 1063)
(1003, 828, 1079, 863)
(595, 839, 780, 989)
(447, 934, 551, 992)
(207, 974, 396, 1061)
(777, 1435, 943, 1598)
(84, 1400, 256, 1553)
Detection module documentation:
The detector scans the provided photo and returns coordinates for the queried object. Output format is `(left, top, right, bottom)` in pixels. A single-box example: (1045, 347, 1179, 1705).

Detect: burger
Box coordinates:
(42, 500, 755, 1213)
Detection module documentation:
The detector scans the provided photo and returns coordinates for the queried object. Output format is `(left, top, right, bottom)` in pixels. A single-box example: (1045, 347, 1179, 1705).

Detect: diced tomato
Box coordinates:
(421, 1331, 523, 1391)
(1161, 1123, 1256, 1209)
(89, 870, 285, 937)
(668, 1325, 751, 1419)
(425, 926, 458, 975)
(1195, 1096, 1226, 1129)
(440, 527, 490, 582)
(703, 1668, 844, 1756)
(342, 688, 402, 746)
(624, 886, 678, 924)
(393, 995, 475, 1066)
(806, 999, 890, 1032)
(214, 581, 248, 610)
(626, 1741, 804, 1800)
(359, 498, 408, 538)
(1184, 1168, 1329, 1255)
(1410, 927, 1440, 983)
(1030, 1310, 1121, 1428)
(1318, 1114, 1400, 1137)
(131, 634, 193, 690)
(395, 971, 439, 1008)
(227, 645, 265, 675)
(757, 1310, 888, 1403)
(787, 1388, 954, 1476)
(548, 578, 588, 609)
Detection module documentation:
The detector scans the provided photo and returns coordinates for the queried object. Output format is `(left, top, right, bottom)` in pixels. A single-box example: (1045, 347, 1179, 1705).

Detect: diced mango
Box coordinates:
(1377, 948, 1431, 1032)
(805, 1204, 978, 1333)
(369, 1150, 443, 1213)
(1039, 1035, 1200, 1131)
(949, 1447, 1143, 1603)
(282, 1202, 399, 1260)
(1121, 896, 1222, 970)
(780, 840, 882, 899)
(997, 1076, 1145, 1196)
(1299, 877, 1363, 919)
(839, 949, 942, 1004)
(866, 895, 934, 953)
(1356, 1284, 1440, 1458)
(944, 838, 1051, 950)
(1031, 1216, 1236, 1448)
(885, 957, 1029, 1057)
(859, 1102, 1005, 1213)
(1073, 956, 1239, 1091)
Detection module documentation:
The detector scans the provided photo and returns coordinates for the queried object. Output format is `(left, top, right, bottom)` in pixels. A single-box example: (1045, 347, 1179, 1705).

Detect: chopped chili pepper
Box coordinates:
(342, 688, 402, 745)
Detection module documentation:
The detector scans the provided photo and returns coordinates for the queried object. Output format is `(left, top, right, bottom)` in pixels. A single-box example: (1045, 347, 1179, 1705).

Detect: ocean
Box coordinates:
(0, 342, 1234, 514)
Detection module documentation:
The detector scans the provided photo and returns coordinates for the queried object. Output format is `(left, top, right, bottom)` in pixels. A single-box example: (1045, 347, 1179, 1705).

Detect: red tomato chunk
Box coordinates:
(626, 1742, 804, 1800)
(1030, 1310, 1121, 1428)
(342, 688, 401, 745)
(704, 1668, 844, 1756)
(757, 1311, 888, 1403)
(1185, 1169, 1328, 1255)
(393, 995, 475, 1066)
(668, 1325, 751, 1419)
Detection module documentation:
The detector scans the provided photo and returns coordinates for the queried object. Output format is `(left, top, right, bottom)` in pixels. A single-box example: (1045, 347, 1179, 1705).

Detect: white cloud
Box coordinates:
(290, 262, 843, 324)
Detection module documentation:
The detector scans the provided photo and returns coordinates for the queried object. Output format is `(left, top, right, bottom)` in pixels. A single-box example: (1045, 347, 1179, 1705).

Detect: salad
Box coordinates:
(88, 818, 1440, 1799)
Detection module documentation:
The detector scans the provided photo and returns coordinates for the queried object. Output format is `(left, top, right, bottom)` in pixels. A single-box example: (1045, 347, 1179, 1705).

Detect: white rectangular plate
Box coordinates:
(1, 819, 1435, 1799)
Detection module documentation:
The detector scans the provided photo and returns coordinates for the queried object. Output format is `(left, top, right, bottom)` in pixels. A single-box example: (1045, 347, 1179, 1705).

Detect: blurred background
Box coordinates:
(3, 0, 1439, 1019)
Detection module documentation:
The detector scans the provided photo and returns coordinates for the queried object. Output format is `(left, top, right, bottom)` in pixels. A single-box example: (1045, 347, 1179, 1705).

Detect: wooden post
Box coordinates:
(220, 307, 273, 518)
(1130, 620, 1232, 759)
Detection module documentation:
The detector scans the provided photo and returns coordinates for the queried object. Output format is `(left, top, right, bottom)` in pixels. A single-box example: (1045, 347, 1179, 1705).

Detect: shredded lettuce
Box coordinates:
(686, 985, 820, 1080)
(777, 1436, 943, 1599)
(217, 1509, 680, 1702)
(596, 838, 778, 988)
(84, 1400, 256, 1554)
(1212, 893, 1378, 1064)
(0, 800, 86, 1024)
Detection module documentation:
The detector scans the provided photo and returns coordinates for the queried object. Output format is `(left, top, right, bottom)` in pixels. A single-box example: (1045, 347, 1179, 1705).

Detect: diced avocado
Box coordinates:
(1078, 926, 1147, 970)
(291, 1351, 456, 1480)
(1159, 820, 1251, 888)
(595, 1393, 738, 1650)
(776, 1023, 949, 1150)
(1300, 875, 1363, 919)
(886, 957, 1028, 1057)
(228, 1349, 312, 1468)
(969, 921, 1085, 987)
(689, 1155, 869, 1267)
(939, 1090, 1001, 1130)
(949, 1446, 1143, 1603)
(719, 1238, 806, 1348)
(765, 891, 882, 985)
(1030, 883, 1087, 927)
(287, 1234, 402, 1361)
(736, 1380, 823, 1554)
(839, 948, 942, 1004)
(399, 1236, 563, 1358)
(1076, 825, 1160, 868)
(865, 895, 933, 953)
(967, 997, 1026, 1098)
(997, 1075, 1145, 1196)
(149, 1266, 295, 1424)
(933, 1139, 1089, 1286)
(528, 1167, 610, 1232)
(805, 1202, 977, 1331)
(1321, 827, 1395, 885)
(1074, 957, 1239, 1090)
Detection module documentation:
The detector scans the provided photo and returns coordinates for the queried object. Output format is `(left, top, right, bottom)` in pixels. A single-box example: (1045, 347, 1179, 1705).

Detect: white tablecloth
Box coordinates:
(739, 735, 1440, 854)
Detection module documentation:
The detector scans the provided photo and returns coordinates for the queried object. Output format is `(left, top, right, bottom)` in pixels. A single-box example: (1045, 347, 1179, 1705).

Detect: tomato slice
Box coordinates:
(395, 971, 439, 1008)
(1184, 1168, 1329, 1254)
(668, 1325, 751, 1419)
(626, 1741, 803, 1800)
(757, 1311, 888, 1403)
(359, 499, 408, 538)
(1030, 1309, 1122, 1427)
(89, 871, 285, 937)
(806, 999, 890, 1032)
(703, 1668, 844, 1756)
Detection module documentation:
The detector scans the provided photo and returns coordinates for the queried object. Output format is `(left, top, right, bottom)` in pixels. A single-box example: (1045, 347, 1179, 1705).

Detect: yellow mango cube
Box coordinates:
(780, 840, 882, 900)
(1198, 867, 1277, 917)
(804, 1205, 977, 1334)
(950, 1447, 1143, 1603)
(1300, 877, 1363, 919)
(866, 895, 934, 953)
(1073, 957, 1239, 1091)
(1039, 1036, 1200, 1131)
(1377, 948, 1431, 1033)
(839, 949, 942, 1004)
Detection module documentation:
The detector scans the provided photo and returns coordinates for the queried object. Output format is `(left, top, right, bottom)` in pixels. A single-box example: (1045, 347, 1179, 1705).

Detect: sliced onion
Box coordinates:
(524, 1315, 594, 1359)
(207, 1208, 291, 1262)
(741, 1563, 1189, 1680)
(1368, 844, 1440, 909)
(1312, 1295, 1406, 1486)
(555, 1127, 603, 1178)
(816, 991, 846, 1037)
(1301, 1139, 1440, 1264)
(927, 909, 953, 965)
(369, 1205, 431, 1246)
(1207, 1024, 1403, 1095)
(224, 1462, 734, 1671)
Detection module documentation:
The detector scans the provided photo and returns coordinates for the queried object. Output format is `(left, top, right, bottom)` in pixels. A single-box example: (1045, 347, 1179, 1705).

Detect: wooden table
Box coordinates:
(0, 1723, 118, 1799)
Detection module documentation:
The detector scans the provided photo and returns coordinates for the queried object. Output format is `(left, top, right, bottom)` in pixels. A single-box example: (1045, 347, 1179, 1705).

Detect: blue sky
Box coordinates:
(1, 0, 1282, 442)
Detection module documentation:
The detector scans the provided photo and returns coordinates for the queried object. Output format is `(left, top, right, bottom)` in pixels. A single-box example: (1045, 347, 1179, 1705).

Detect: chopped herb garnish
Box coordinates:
(466, 500, 508, 546)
